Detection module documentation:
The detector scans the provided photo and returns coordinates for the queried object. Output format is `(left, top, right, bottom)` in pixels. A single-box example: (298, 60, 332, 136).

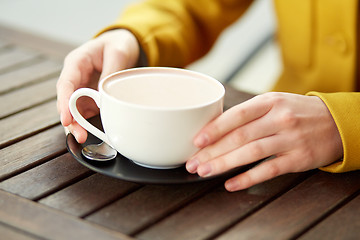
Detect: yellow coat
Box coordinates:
(98, 0, 360, 173)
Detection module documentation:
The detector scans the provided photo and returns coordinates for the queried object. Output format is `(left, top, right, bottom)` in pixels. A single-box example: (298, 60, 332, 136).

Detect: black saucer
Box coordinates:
(66, 116, 244, 184)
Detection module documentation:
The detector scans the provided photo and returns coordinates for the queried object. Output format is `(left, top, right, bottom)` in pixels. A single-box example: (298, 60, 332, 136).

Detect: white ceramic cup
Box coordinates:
(69, 67, 224, 169)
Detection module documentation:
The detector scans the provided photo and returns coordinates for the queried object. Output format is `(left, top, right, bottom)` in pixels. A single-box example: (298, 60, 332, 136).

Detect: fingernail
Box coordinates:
(198, 163, 212, 177)
(225, 180, 240, 192)
(186, 158, 199, 173)
(194, 133, 209, 148)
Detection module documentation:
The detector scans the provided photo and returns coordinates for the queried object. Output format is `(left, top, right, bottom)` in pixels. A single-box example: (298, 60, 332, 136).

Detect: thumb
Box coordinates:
(99, 30, 140, 80)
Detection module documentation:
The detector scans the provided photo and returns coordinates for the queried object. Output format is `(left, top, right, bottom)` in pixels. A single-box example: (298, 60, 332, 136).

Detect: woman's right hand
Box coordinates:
(56, 29, 140, 143)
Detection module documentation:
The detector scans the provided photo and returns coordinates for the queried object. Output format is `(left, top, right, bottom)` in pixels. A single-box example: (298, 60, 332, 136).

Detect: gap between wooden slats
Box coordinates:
(0, 58, 62, 94)
(0, 190, 133, 240)
(135, 172, 312, 240)
(85, 179, 224, 236)
(0, 46, 42, 74)
(299, 190, 360, 239)
(39, 173, 142, 218)
(2, 146, 220, 238)
(0, 77, 57, 119)
(0, 25, 75, 59)
(0, 152, 93, 200)
(214, 171, 360, 240)
(0, 100, 60, 148)
(0, 124, 67, 181)
(0, 221, 40, 240)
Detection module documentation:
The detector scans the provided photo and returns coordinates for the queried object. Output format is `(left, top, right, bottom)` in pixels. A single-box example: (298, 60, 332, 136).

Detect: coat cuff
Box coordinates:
(307, 91, 360, 173)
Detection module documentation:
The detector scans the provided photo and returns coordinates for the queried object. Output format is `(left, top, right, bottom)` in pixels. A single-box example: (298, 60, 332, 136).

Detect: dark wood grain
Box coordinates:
(39, 173, 141, 217)
(86, 180, 221, 236)
(0, 46, 40, 73)
(2, 24, 360, 240)
(0, 153, 92, 200)
(0, 24, 75, 59)
(0, 100, 59, 147)
(224, 84, 254, 109)
(0, 222, 39, 240)
(136, 173, 308, 240)
(0, 59, 61, 94)
(0, 125, 66, 181)
(216, 171, 360, 240)
(0, 77, 57, 118)
(299, 193, 360, 240)
(0, 190, 133, 240)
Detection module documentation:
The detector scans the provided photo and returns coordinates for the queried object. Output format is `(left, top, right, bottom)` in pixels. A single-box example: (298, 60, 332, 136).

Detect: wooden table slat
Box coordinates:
(0, 77, 57, 119)
(2, 24, 360, 240)
(0, 125, 66, 181)
(0, 59, 61, 94)
(0, 46, 40, 74)
(299, 192, 360, 239)
(0, 222, 39, 240)
(86, 180, 222, 236)
(216, 171, 360, 240)
(224, 85, 254, 110)
(0, 190, 133, 240)
(0, 24, 75, 59)
(0, 153, 92, 200)
(136, 172, 308, 240)
(0, 100, 59, 148)
(0, 39, 11, 49)
(39, 173, 141, 217)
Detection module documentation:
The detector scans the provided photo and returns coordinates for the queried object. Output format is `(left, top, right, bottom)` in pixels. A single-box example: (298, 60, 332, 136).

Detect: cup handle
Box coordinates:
(69, 88, 110, 145)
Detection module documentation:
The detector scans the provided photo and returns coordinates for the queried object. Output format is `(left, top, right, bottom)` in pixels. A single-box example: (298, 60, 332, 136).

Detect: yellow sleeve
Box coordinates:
(96, 0, 252, 67)
(307, 91, 360, 173)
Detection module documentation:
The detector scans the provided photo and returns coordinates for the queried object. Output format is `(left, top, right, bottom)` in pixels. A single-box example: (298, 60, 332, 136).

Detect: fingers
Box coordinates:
(56, 44, 100, 145)
(67, 122, 88, 144)
(100, 43, 131, 80)
(57, 52, 93, 126)
(224, 155, 291, 191)
(187, 110, 279, 173)
(56, 79, 76, 126)
(187, 92, 344, 192)
(56, 29, 140, 143)
(193, 95, 272, 148)
(99, 30, 140, 80)
(195, 134, 289, 178)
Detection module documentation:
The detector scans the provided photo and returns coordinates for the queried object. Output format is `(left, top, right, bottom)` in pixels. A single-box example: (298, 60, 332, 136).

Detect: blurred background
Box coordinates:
(0, 0, 281, 94)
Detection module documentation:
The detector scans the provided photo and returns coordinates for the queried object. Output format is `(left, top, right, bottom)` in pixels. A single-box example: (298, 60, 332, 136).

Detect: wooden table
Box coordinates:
(1, 25, 360, 240)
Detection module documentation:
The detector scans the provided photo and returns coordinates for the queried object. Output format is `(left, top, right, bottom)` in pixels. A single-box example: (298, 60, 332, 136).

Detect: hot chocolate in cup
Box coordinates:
(69, 67, 225, 169)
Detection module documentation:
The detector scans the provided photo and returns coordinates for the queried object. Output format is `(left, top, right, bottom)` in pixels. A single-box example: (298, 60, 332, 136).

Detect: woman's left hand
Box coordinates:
(186, 92, 343, 192)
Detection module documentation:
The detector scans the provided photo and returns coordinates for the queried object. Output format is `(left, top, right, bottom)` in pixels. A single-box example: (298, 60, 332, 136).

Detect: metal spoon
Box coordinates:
(82, 142, 117, 161)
